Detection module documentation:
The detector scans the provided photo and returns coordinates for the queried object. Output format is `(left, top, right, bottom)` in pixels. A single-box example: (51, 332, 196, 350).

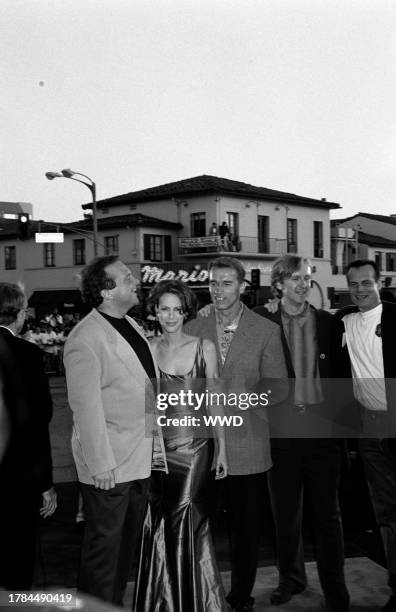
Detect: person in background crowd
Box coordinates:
(0, 282, 57, 590)
(186, 256, 287, 612)
(254, 254, 349, 612)
(210, 222, 218, 235)
(64, 256, 166, 606)
(219, 221, 230, 250)
(333, 259, 396, 612)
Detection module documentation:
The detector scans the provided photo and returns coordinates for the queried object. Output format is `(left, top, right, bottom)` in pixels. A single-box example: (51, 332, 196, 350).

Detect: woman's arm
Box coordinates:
(203, 339, 228, 479)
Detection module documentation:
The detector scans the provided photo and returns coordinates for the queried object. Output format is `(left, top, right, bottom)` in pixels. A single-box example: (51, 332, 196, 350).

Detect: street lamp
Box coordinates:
(45, 168, 98, 256)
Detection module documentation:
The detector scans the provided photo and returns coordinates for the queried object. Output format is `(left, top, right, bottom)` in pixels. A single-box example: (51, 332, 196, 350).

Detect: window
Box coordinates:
(73, 239, 86, 266)
(5, 246, 16, 270)
(227, 212, 239, 236)
(105, 235, 119, 256)
(287, 219, 298, 253)
(313, 221, 323, 258)
(143, 235, 172, 262)
(258, 216, 269, 253)
(190, 213, 206, 237)
(386, 253, 396, 272)
(375, 251, 382, 271)
(43, 243, 55, 267)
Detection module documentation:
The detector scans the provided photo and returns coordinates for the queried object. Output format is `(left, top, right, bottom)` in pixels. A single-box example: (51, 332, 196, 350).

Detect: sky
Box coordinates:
(2, 0, 396, 223)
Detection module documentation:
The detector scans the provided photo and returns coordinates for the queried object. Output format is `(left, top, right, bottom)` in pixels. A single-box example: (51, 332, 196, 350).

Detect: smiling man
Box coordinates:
(333, 259, 396, 612)
(254, 254, 349, 612)
(64, 256, 165, 606)
(185, 256, 287, 612)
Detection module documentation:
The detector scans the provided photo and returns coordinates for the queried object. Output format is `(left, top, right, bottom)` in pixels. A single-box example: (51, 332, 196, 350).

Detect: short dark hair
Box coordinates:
(0, 283, 26, 325)
(346, 259, 380, 282)
(81, 256, 119, 309)
(209, 256, 246, 283)
(271, 255, 311, 298)
(147, 280, 197, 322)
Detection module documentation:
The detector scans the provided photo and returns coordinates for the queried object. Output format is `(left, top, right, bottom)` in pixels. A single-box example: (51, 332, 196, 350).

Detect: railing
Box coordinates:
(178, 235, 287, 255)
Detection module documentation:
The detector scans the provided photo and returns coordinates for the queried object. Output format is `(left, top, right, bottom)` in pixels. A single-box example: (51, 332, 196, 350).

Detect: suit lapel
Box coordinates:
(92, 309, 153, 385)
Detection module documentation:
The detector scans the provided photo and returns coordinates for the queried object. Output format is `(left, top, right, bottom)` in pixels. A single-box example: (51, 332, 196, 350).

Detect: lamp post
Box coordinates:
(45, 169, 98, 256)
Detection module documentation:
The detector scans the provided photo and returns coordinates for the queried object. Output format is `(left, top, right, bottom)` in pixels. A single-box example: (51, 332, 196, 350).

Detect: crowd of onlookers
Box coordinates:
(22, 309, 82, 374)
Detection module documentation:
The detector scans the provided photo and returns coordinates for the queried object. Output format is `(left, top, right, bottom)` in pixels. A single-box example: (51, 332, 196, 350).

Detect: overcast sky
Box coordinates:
(2, 0, 395, 222)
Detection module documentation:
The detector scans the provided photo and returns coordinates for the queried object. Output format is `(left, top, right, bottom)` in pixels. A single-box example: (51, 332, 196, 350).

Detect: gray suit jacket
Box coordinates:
(64, 309, 166, 484)
(185, 306, 287, 475)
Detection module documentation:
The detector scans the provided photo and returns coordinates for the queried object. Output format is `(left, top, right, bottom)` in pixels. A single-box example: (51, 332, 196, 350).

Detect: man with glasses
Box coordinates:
(254, 255, 349, 612)
(333, 259, 396, 612)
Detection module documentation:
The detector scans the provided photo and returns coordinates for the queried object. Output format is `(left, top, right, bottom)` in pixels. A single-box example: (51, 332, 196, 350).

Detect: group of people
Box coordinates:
(210, 222, 240, 252)
(1, 251, 395, 612)
(62, 253, 396, 612)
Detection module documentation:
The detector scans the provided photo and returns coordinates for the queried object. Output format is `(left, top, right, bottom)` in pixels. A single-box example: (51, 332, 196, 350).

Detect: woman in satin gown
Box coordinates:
(134, 280, 228, 612)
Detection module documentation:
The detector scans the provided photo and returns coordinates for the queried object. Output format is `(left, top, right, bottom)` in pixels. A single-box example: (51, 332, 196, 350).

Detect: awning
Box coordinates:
(28, 289, 83, 310)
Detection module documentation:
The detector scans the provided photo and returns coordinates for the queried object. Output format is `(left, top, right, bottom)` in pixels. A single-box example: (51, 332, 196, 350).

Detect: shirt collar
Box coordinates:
(216, 302, 244, 332)
(0, 325, 15, 336)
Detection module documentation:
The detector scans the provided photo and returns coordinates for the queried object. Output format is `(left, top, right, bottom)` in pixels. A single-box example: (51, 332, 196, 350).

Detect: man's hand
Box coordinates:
(40, 487, 57, 518)
(264, 297, 280, 314)
(215, 447, 228, 480)
(93, 469, 115, 490)
(198, 303, 214, 318)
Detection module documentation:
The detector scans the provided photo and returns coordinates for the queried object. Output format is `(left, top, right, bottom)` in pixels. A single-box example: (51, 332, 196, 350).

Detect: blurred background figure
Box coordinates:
(0, 282, 56, 590)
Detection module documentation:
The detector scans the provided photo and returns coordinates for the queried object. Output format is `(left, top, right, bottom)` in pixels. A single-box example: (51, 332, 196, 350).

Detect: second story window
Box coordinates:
(386, 252, 396, 272)
(313, 221, 324, 258)
(105, 235, 119, 256)
(144, 235, 172, 262)
(287, 218, 298, 253)
(43, 243, 55, 267)
(190, 213, 206, 237)
(5, 245, 16, 270)
(73, 239, 86, 266)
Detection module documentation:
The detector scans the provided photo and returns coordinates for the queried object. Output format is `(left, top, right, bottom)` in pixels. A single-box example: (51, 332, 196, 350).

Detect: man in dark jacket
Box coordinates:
(0, 282, 56, 590)
(333, 259, 396, 612)
(254, 254, 349, 612)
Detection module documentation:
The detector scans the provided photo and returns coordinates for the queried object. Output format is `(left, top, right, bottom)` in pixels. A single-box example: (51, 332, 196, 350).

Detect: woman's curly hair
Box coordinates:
(147, 280, 197, 322)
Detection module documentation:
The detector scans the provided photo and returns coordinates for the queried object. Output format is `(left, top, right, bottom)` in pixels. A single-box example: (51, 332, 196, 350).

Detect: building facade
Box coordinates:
(0, 175, 340, 313)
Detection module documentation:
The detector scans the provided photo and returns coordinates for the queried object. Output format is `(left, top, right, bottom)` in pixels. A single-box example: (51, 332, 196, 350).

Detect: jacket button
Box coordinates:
(320, 353, 325, 359)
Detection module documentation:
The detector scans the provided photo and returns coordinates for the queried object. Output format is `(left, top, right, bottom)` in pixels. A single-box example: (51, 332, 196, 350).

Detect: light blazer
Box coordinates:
(64, 309, 165, 484)
(184, 306, 288, 475)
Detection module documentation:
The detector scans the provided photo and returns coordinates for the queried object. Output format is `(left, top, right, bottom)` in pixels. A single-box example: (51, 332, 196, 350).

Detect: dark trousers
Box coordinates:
(0, 482, 40, 590)
(79, 478, 150, 606)
(224, 472, 266, 607)
(268, 440, 348, 604)
(359, 438, 396, 594)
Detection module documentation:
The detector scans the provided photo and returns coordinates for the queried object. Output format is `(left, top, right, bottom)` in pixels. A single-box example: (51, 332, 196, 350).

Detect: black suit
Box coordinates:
(253, 305, 349, 609)
(333, 301, 396, 595)
(0, 327, 53, 590)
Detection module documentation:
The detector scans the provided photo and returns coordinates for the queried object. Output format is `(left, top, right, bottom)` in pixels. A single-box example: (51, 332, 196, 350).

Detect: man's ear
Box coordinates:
(275, 281, 283, 292)
(240, 281, 247, 295)
(100, 288, 112, 301)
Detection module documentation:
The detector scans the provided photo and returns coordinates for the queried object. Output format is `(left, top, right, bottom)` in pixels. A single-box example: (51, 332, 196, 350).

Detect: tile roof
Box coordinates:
(333, 212, 396, 226)
(0, 213, 181, 241)
(82, 174, 340, 211)
(358, 231, 396, 249)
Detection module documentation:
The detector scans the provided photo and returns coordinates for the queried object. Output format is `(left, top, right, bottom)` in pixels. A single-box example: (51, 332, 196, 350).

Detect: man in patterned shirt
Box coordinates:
(185, 256, 287, 612)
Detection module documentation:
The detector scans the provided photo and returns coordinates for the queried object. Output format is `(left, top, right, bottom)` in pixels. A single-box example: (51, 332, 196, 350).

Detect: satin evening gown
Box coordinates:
(134, 338, 228, 612)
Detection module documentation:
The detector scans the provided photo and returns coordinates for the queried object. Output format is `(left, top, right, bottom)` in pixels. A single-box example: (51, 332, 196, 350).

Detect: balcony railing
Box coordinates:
(178, 235, 287, 255)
